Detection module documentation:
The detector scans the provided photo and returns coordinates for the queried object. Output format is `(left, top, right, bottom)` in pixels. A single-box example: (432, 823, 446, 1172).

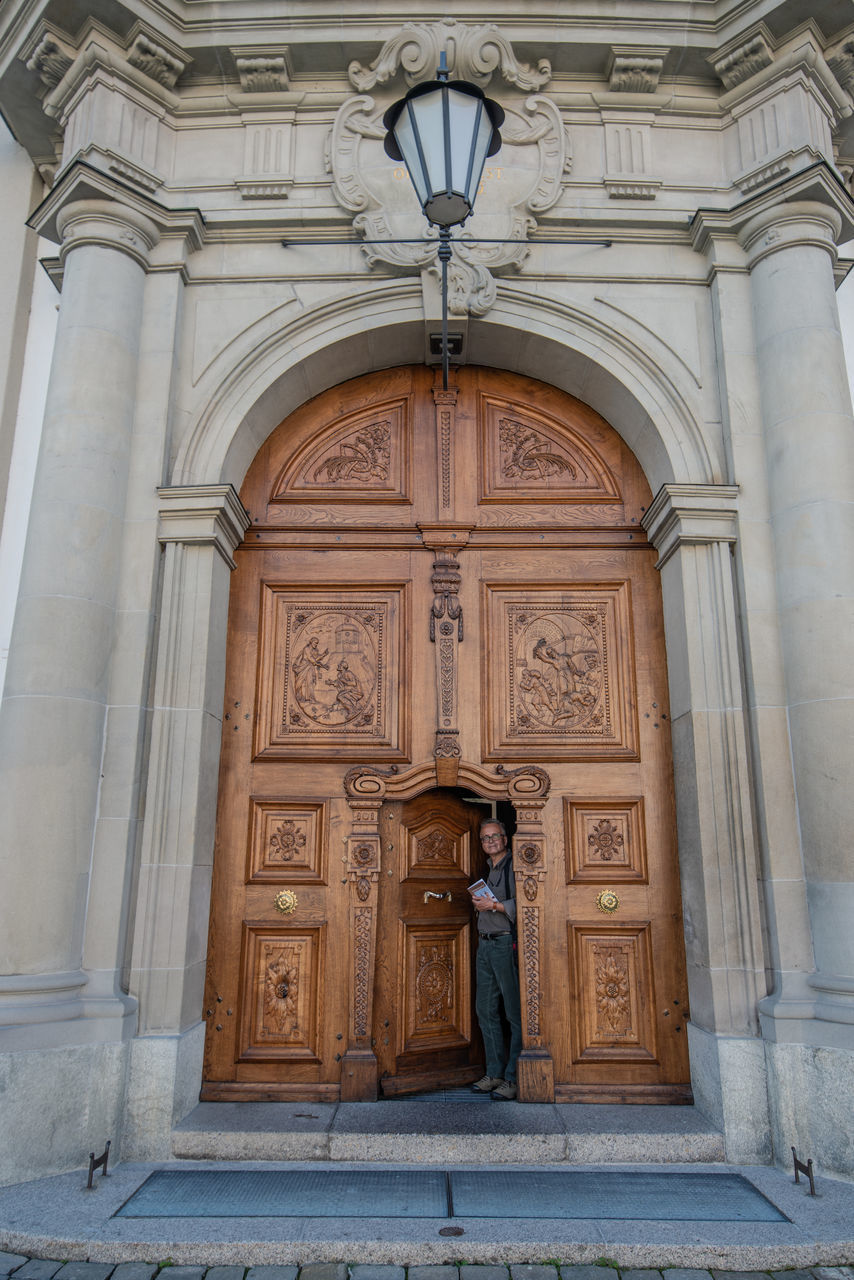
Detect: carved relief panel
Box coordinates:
(247, 800, 326, 883)
(479, 395, 620, 504)
(400, 923, 472, 1056)
(565, 798, 647, 884)
(568, 924, 658, 1064)
(483, 584, 639, 759)
(270, 397, 412, 505)
(255, 586, 409, 759)
(239, 925, 324, 1062)
(405, 813, 472, 880)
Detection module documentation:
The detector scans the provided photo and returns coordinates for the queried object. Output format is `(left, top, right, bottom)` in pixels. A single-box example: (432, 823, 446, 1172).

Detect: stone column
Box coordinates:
(643, 484, 771, 1162)
(123, 484, 248, 1159)
(738, 202, 854, 1030)
(0, 199, 158, 1045)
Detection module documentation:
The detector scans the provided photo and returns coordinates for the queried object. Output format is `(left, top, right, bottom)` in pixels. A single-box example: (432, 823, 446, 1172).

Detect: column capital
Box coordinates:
(737, 200, 842, 270)
(157, 484, 250, 569)
(56, 198, 160, 269)
(641, 483, 739, 569)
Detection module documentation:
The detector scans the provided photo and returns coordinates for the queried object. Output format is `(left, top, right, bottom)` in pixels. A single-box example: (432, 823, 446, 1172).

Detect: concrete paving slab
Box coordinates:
(204, 1268, 246, 1280)
(109, 1267, 158, 1280)
(10, 1266, 63, 1280)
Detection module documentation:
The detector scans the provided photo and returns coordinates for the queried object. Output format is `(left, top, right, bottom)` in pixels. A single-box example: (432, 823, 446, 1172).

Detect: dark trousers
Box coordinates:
(475, 933, 523, 1083)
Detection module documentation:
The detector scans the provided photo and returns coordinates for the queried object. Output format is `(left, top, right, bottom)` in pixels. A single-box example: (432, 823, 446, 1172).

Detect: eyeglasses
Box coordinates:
(481, 833, 505, 843)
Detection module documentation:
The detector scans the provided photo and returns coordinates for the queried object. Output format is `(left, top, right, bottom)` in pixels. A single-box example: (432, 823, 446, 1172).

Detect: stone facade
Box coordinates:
(0, 0, 853, 1184)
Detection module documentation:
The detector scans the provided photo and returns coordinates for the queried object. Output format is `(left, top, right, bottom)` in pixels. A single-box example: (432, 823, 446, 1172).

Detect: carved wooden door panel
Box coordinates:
(202, 364, 691, 1102)
(372, 791, 484, 1095)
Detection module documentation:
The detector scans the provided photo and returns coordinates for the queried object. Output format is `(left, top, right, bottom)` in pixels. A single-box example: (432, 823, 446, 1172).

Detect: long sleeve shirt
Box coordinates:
(477, 850, 516, 936)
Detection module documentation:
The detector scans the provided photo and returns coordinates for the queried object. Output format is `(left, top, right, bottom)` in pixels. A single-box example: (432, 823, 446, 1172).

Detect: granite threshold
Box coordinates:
(0, 1160, 852, 1270)
(170, 1102, 726, 1166)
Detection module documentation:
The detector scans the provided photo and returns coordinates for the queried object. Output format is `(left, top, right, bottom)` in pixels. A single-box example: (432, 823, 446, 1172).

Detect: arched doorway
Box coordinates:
(201, 365, 691, 1103)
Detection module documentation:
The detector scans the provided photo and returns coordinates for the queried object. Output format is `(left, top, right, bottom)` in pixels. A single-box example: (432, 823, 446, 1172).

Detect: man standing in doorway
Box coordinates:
(470, 819, 523, 1101)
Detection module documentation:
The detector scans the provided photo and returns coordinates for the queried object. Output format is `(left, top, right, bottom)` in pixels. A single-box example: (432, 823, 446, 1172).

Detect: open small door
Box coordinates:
(372, 790, 485, 1095)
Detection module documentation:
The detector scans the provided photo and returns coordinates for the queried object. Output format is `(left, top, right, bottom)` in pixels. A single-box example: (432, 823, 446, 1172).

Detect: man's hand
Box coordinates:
(472, 897, 504, 913)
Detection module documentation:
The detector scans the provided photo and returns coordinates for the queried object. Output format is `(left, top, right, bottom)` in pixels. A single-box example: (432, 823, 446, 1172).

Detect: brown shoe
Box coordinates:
(491, 1079, 517, 1101)
(471, 1075, 504, 1093)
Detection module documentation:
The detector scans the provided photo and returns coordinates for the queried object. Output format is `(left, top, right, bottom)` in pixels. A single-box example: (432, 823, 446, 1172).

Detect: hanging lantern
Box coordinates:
(383, 58, 504, 228)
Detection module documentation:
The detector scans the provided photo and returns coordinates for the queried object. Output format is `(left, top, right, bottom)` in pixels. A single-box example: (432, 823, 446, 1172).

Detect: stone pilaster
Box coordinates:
(738, 202, 854, 1034)
(0, 198, 158, 1048)
(643, 484, 771, 1162)
(129, 485, 249, 1037)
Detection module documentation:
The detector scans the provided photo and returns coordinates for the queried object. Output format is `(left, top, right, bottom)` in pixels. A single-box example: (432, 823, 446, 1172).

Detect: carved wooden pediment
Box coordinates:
(480, 395, 621, 503)
(271, 397, 412, 504)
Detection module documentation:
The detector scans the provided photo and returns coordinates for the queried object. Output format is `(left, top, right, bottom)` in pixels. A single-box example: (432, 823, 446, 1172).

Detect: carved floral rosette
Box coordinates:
(326, 26, 572, 317)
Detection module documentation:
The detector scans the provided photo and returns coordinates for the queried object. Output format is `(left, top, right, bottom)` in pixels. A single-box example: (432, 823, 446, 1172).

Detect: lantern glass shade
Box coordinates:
(384, 79, 503, 227)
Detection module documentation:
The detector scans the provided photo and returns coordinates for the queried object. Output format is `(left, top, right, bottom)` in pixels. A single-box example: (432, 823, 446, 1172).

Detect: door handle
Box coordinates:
(423, 890, 452, 903)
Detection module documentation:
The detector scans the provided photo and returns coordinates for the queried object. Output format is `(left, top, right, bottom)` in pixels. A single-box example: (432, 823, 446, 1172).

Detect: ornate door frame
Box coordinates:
(339, 757, 553, 1102)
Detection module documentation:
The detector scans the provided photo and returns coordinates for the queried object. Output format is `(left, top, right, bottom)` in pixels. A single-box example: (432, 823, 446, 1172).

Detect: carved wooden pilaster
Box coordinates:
(433, 385, 457, 517)
(419, 526, 472, 786)
(503, 765, 554, 1102)
(340, 776, 384, 1100)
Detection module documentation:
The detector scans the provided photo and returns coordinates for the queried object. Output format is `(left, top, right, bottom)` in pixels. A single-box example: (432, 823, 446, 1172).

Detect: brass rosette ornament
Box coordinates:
(596, 888, 620, 915)
(273, 889, 298, 916)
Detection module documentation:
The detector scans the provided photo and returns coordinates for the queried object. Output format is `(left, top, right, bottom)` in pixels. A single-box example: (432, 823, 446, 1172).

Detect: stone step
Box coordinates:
(171, 1101, 726, 1165)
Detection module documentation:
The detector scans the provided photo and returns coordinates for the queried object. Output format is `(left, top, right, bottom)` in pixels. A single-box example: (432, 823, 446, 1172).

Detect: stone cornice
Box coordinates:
(27, 158, 205, 252)
(41, 27, 184, 121)
(641, 484, 739, 569)
(157, 485, 251, 570)
(691, 160, 854, 254)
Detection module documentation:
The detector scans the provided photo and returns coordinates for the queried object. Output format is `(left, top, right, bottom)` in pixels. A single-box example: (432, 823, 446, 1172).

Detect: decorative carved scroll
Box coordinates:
(327, 88, 571, 317)
(348, 21, 552, 90)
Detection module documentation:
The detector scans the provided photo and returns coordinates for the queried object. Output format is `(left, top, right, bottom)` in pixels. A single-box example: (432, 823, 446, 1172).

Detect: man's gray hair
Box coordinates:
(479, 819, 507, 837)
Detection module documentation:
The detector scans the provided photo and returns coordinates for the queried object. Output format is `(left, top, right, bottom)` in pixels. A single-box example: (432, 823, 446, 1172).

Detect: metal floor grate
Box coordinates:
(115, 1169, 787, 1222)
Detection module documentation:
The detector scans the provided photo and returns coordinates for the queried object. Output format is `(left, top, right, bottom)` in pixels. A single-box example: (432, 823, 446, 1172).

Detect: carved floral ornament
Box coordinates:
(327, 23, 571, 317)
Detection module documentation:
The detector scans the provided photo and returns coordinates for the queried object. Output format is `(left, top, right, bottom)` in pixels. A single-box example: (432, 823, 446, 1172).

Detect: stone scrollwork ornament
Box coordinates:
(348, 21, 551, 91)
(327, 26, 571, 318)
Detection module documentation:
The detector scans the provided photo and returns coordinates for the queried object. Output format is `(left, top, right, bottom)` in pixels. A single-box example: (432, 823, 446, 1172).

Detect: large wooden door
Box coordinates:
(202, 365, 691, 1102)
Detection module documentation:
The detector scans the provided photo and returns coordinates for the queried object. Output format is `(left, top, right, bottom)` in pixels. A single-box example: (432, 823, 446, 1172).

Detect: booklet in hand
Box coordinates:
(468, 878, 499, 904)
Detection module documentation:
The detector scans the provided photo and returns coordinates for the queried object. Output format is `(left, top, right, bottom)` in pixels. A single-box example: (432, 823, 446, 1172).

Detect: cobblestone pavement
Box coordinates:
(0, 1259, 852, 1280)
